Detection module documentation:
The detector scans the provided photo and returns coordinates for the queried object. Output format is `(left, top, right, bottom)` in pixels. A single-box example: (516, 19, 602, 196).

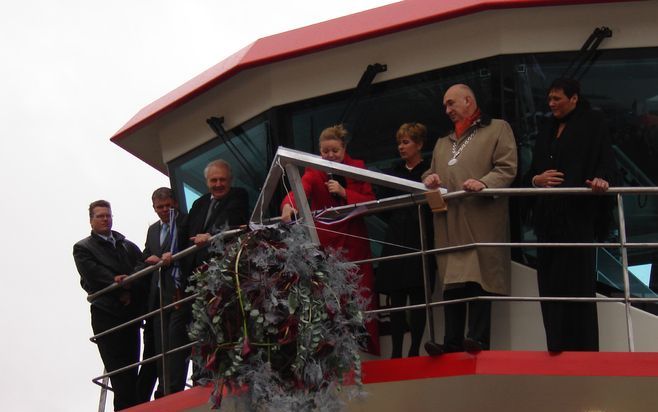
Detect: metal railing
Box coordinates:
(88, 185, 658, 410)
(88, 227, 246, 411)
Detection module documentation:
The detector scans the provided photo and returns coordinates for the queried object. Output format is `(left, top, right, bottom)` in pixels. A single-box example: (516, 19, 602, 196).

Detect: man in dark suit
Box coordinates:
(184, 160, 248, 384)
(185, 159, 249, 271)
(73, 200, 145, 411)
(142, 187, 190, 398)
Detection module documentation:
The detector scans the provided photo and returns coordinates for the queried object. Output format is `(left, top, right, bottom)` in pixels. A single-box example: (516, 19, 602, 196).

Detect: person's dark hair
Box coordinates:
(549, 78, 580, 98)
(151, 187, 174, 202)
(89, 200, 111, 219)
(319, 124, 349, 147)
(396, 122, 427, 145)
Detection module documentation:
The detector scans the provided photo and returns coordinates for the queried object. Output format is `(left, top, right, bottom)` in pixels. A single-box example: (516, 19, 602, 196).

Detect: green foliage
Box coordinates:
(188, 225, 366, 411)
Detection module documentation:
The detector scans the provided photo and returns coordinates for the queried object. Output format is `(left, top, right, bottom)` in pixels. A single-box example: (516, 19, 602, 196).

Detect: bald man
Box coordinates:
(423, 84, 517, 355)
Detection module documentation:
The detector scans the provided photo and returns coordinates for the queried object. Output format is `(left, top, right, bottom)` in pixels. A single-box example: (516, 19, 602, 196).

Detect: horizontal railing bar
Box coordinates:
(352, 242, 658, 265)
(86, 227, 247, 303)
(444, 186, 658, 198)
(366, 295, 633, 315)
(87, 186, 657, 303)
(303, 186, 658, 221)
(90, 293, 199, 342)
(90, 184, 658, 401)
(93, 287, 658, 387)
(92, 340, 200, 388)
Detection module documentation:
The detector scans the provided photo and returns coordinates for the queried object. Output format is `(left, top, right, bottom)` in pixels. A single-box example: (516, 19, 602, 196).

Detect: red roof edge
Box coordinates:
(125, 351, 658, 411)
(110, 0, 629, 145)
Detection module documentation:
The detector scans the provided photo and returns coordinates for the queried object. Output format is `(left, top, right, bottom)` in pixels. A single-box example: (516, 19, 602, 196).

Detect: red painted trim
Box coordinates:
(362, 352, 477, 383)
(110, 0, 631, 146)
(124, 351, 658, 411)
(474, 351, 658, 377)
(124, 385, 212, 412)
(361, 351, 658, 385)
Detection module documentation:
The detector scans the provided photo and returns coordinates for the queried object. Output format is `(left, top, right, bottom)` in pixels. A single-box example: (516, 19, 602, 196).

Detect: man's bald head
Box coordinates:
(443, 83, 478, 123)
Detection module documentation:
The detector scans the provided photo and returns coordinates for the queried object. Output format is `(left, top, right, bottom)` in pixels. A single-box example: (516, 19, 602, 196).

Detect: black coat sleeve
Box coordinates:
(73, 240, 117, 294)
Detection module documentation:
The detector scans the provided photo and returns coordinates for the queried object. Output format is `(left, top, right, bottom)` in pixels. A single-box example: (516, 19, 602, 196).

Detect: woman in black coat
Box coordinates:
(527, 78, 616, 352)
(376, 123, 435, 358)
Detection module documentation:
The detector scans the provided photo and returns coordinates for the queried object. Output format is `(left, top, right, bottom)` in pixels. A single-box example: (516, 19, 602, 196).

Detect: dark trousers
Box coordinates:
(91, 306, 140, 411)
(153, 300, 191, 398)
(136, 319, 158, 403)
(443, 282, 491, 350)
(389, 288, 427, 358)
(537, 244, 599, 352)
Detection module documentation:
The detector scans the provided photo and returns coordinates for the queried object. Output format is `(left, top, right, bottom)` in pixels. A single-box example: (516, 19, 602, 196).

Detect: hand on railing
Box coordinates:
(114, 274, 130, 287)
(145, 253, 173, 267)
(423, 173, 442, 189)
(462, 178, 486, 192)
(585, 177, 610, 193)
(114, 275, 132, 306)
(190, 233, 212, 246)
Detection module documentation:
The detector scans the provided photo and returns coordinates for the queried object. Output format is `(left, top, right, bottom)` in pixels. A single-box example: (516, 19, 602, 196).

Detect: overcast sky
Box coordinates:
(0, 1, 395, 410)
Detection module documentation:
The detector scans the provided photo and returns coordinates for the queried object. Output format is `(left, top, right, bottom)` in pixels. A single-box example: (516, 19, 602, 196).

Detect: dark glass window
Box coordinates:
(502, 48, 658, 298)
(168, 47, 658, 300)
(168, 117, 270, 213)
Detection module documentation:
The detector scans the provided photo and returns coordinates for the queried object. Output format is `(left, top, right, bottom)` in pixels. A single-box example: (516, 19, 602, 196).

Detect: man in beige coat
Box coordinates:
(423, 84, 517, 355)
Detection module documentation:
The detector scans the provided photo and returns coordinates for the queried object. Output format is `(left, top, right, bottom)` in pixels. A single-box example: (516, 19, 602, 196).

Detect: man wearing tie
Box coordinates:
(185, 159, 249, 271)
(73, 200, 145, 411)
(142, 187, 190, 398)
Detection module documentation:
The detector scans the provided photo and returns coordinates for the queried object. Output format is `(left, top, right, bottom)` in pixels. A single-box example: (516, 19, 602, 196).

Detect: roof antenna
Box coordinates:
(561, 26, 612, 80)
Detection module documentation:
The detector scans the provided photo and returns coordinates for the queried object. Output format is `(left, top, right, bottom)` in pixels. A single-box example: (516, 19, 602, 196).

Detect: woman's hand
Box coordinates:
(325, 179, 346, 198)
(281, 203, 298, 223)
(423, 173, 442, 189)
(532, 169, 564, 187)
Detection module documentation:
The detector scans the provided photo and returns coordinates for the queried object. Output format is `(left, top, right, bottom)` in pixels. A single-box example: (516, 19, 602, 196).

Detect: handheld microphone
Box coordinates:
(327, 173, 346, 188)
(327, 173, 347, 200)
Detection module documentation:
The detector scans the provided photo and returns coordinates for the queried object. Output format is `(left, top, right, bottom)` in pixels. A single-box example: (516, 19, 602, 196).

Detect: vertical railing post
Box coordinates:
(418, 205, 437, 343)
(158, 268, 169, 395)
(97, 373, 108, 412)
(616, 193, 635, 352)
(284, 162, 320, 245)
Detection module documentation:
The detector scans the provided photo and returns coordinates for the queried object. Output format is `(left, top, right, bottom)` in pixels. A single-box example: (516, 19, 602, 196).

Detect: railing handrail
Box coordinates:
(86, 185, 658, 303)
(269, 186, 658, 222)
(86, 226, 247, 303)
(88, 185, 658, 405)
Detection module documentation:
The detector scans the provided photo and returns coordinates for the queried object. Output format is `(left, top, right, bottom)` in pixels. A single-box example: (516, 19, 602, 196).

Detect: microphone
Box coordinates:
(327, 173, 347, 200)
(327, 173, 346, 188)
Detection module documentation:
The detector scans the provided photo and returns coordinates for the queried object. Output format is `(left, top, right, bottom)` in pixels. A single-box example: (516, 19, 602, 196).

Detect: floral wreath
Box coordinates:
(188, 225, 367, 410)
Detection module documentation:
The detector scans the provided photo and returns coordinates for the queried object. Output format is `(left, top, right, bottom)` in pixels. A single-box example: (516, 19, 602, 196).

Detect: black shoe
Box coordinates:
(424, 341, 445, 357)
(463, 338, 483, 353)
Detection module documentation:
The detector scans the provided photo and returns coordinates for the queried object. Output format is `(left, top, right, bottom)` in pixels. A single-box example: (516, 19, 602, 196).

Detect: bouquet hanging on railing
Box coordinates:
(188, 224, 367, 411)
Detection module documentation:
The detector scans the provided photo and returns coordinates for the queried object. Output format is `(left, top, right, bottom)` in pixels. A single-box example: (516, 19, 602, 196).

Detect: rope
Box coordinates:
(290, 220, 420, 251)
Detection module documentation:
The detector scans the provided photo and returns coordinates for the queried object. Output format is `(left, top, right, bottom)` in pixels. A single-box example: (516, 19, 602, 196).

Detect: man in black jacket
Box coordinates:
(185, 159, 249, 272)
(528, 78, 616, 352)
(183, 160, 248, 384)
(73, 200, 145, 411)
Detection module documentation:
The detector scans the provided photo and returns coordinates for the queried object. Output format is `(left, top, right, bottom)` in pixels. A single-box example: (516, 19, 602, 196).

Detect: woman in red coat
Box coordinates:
(281, 124, 379, 355)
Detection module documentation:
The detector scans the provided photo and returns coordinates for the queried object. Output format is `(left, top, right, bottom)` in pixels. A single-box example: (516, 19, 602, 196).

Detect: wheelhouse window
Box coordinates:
(167, 46, 658, 299)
